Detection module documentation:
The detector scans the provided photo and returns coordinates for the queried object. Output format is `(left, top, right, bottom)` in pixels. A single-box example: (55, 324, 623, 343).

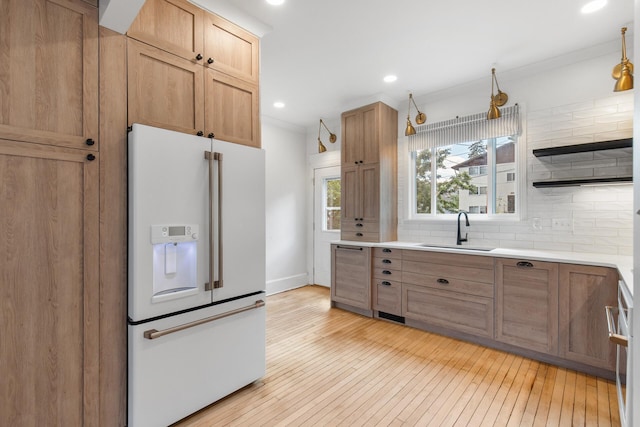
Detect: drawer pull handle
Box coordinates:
(336, 246, 363, 251)
(356, 232, 363, 237)
(382, 259, 391, 264)
(605, 306, 628, 347)
(382, 270, 392, 275)
(437, 278, 449, 285)
(382, 248, 392, 253)
(356, 223, 363, 227)
(381, 281, 392, 286)
(516, 261, 534, 268)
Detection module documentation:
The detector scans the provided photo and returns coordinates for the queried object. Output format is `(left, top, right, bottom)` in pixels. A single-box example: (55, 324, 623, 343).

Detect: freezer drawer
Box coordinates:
(128, 294, 266, 427)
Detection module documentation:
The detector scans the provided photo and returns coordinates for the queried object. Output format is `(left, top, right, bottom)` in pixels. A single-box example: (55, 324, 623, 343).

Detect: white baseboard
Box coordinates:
(266, 273, 308, 296)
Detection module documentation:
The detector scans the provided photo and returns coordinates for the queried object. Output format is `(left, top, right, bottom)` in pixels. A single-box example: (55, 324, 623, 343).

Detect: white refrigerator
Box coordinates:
(127, 124, 266, 427)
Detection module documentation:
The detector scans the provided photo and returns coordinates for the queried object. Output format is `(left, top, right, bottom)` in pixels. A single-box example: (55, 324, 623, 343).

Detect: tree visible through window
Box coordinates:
(324, 178, 341, 230)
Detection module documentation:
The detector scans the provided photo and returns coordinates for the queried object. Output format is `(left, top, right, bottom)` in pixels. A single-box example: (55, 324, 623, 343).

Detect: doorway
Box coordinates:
(313, 166, 341, 286)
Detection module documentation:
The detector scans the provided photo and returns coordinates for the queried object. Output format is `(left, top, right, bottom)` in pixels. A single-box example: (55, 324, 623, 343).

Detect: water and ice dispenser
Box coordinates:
(150, 224, 199, 302)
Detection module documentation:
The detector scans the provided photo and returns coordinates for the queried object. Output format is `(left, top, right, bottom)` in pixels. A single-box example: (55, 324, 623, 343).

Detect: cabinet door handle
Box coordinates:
(337, 245, 363, 251)
(208, 132, 215, 139)
(197, 131, 204, 136)
(354, 161, 358, 165)
(356, 223, 363, 227)
(356, 232, 363, 237)
(382, 259, 391, 264)
(196, 53, 203, 60)
(516, 261, 534, 268)
(381, 281, 391, 286)
(85, 138, 95, 146)
(382, 248, 392, 253)
(437, 278, 449, 285)
(86, 154, 96, 161)
(207, 57, 214, 64)
(382, 270, 392, 275)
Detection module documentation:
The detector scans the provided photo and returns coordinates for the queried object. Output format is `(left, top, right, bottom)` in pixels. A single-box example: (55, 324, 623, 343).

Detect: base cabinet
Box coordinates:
(331, 244, 371, 312)
(559, 264, 618, 370)
(372, 248, 402, 316)
(495, 259, 559, 355)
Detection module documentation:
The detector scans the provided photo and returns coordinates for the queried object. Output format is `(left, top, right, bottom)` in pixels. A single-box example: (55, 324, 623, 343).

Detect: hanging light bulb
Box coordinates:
(613, 27, 634, 92)
(404, 93, 426, 136)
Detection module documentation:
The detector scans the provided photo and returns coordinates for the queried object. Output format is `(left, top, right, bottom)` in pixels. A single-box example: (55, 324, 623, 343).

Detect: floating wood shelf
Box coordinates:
(532, 176, 632, 188)
(532, 138, 632, 157)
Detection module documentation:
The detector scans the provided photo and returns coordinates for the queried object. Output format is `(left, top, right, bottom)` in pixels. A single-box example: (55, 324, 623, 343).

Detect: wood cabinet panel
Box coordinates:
(401, 259, 495, 285)
(127, 38, 205, 135)
(204, 69, 260, 147)
(373, 279, 402, 316)
(331, 245, 371, 311)
(0, 0, 98, 149)
(360, 163, 380, 221)
(373, 256, 401, 270)
(373, 247, 402, 259)
(402, 250, 495, 270)
(204, 13, 259, 83)
(341, 166, 359, 222)
(402, 272, 494, 298)
(0, 139, 99, 426)
(559, 264, 617, 370)
(127, 0, 204, 63)
(403, 284, 494, 338)
(496, 259, 559, 355)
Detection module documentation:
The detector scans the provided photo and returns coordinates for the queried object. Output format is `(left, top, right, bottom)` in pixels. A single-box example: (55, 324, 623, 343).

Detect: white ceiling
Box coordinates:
(195, 0, 634, 129)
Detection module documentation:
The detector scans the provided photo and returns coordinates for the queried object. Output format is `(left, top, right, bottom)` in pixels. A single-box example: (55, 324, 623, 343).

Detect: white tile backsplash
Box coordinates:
(397, 92, 634, 255)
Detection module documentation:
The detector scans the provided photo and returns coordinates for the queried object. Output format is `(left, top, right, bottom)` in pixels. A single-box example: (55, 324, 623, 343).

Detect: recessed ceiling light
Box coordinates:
(383, 75, 397, 83)
(581, 0, 607, 14)
(273, 101, 285, 108)
(266, 0, 285, 5)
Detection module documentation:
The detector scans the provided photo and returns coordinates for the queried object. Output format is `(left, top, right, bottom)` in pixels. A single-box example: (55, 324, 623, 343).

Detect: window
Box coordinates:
(412, 136, 518, 216)
(324, 177, 341, 230)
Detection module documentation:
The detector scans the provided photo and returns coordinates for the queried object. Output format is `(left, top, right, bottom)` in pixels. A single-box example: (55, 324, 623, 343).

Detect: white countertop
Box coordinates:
(333, 240, 634, 298)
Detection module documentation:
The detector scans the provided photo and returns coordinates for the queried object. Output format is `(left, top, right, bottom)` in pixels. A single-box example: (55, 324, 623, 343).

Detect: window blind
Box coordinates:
(407, 104, 521, 152)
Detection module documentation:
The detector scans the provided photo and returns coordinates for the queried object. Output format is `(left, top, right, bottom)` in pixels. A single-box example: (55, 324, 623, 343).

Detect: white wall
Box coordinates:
(263, 119, 309, 294)
(397, 46, 634, 255)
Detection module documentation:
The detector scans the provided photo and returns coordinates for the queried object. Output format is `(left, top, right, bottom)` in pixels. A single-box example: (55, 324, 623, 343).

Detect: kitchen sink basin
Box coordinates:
(417, 243, 495, 252)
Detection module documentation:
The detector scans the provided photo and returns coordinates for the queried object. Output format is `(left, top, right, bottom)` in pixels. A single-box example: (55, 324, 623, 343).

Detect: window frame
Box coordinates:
(322, 176, 341, 232)
(408, 136, 524, 221)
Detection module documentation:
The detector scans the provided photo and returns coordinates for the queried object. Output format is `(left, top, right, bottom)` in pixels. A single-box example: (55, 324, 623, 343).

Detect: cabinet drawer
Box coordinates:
(402, 272, 493, 298)
(373, 267, 400, 281)
(403, 284, 494, 338)
(373, 279, 401, 316)
(402, 250, 494, 269)
(373, 256, 401, 270)
(402, 259, 494, 284)
(341, 221, 379, 233)
(373, 247, 402, 260)
(341, 230, 379, 242)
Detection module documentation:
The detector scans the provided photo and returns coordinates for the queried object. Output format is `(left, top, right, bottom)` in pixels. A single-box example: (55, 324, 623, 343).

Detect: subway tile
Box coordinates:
(551, 118, 594, 131)
(593, 129, 633, 141)
(594, 94, 633, 107)
(572, 105, 618, 118)
(570, 159, 618, 169)
(593, 165, 632, 177)
(572, 227, 619, 237)
(594, 218, 633, 229)
(551, 169, 594, 179)
(593, 112, 633, 124)
(534, 241, 573, 251)
(572, 122, 618, 137)
(501, 240, 535, 249)
(572, 244, 618, 254)
(549, 152, 595, 164)
(552, 101, 595, 114)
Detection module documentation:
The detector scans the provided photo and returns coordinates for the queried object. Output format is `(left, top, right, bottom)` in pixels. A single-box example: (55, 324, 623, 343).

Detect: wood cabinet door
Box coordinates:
(495, 259, 559, 355)
(0, 139, 99, 426)
(359, 163, 380, 222)
(127, 38, 205, 136)
(0, 0, 98, 150)
(204, 68, 260, 147)
(204, 13, 259, 84)
(558, 264, 617, 370)
(360, 104, 379, 164)
(341, 165, 359, 222)
(127, 0, 205, 63)
(331, 245, 371, 310)
(341, 105, 380, 165)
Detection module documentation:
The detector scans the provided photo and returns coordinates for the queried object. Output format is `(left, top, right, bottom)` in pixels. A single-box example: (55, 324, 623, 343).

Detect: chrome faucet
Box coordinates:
(457, 211, 469, 245)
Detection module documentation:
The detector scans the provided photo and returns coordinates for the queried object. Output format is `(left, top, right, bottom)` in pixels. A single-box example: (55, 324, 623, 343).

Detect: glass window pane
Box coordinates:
(324, 178, 341, 230)
(495, 137, 516, 214)
(437, 140, 486, 214)
(415, 150, 432, 214)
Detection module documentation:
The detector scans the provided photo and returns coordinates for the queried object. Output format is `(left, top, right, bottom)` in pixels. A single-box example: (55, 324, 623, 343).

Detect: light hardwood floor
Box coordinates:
(175, 285, 620, 426)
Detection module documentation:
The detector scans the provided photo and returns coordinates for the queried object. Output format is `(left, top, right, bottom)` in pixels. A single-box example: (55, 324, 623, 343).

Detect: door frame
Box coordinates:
(313, 165, 341, 286)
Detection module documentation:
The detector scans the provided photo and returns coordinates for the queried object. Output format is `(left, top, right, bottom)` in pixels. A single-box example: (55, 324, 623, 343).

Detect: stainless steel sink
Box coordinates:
(417, 243, 495, 252)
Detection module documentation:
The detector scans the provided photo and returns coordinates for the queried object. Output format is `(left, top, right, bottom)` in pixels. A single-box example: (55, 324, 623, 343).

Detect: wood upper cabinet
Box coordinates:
(127, 38, 205, 135)
(204, 13, 259, 84)
(0, 0, 98, 150)
(558, 264, 617, 370)
(495, 259, 559, 355)
(127, 0, 205, 63)
(340, 102, 397, 243)
(331, 244, 371, 312)
(0, 139, 99, 426)
(205, 69, 260, 147)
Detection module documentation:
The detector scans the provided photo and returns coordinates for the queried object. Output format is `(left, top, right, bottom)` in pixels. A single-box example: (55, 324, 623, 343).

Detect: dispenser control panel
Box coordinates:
(151, 224, 199, 244)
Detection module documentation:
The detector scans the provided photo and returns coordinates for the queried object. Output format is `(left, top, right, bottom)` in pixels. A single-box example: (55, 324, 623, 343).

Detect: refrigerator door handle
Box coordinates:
(143, 300, 265, 340)
(204, 151, 224, 290)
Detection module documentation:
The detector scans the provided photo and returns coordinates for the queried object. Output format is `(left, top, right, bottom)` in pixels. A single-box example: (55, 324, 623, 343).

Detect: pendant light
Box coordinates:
(404, 93, 427, 136)
(613, 27, 634, 92)
(487, 68, 508, 120)
(317, 119, 337, 153)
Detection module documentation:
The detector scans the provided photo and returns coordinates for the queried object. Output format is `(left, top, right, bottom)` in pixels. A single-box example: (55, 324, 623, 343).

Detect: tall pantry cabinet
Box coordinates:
(0, 0, 101, 425)
(127, 0, 261, 147)
(340, 102, 398, 242)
